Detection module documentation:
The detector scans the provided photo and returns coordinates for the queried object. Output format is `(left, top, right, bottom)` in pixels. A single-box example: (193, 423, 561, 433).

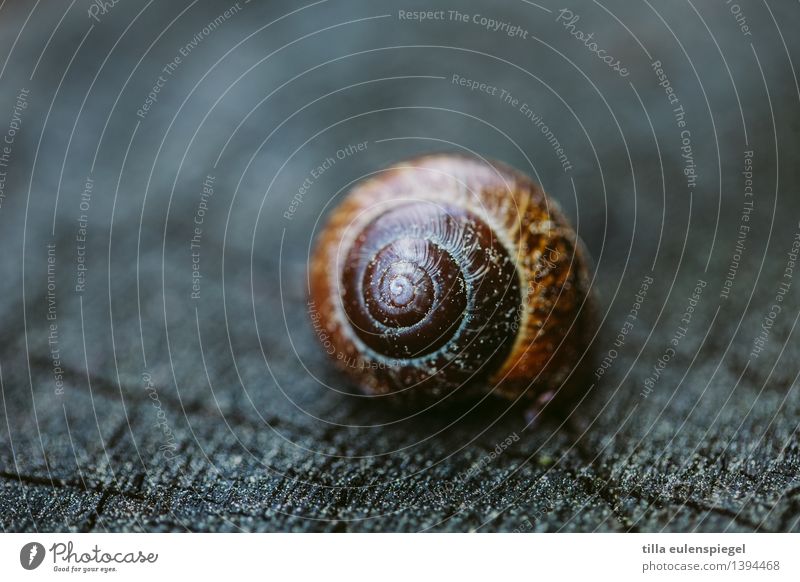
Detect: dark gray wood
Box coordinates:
(0, 0, 798, 532)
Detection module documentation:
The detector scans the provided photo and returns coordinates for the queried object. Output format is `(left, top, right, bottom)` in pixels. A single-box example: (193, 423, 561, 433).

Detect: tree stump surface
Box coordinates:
(0, 0, 798, 532)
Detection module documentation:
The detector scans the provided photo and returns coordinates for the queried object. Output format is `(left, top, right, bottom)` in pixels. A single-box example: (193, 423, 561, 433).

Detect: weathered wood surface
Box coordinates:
(0, 0, 799, 532)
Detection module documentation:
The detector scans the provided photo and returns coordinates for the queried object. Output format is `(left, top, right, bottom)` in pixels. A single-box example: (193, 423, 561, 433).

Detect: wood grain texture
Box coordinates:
(0, 0, 799, 532)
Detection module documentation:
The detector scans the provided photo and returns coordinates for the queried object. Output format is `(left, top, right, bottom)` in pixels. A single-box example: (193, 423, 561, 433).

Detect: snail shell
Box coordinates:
(309, 154, 594, 402)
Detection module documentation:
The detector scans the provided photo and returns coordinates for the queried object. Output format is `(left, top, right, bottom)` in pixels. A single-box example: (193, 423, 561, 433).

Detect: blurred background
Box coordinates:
(0, 0, 799, 531)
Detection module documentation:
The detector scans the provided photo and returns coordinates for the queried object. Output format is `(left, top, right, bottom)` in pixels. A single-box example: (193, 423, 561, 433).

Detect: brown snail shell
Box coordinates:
(309, 154, 594, 402)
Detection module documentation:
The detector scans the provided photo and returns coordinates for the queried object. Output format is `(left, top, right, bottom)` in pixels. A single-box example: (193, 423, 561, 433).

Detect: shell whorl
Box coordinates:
(309, 154, 593, 400)
(340, 201, 521, 387)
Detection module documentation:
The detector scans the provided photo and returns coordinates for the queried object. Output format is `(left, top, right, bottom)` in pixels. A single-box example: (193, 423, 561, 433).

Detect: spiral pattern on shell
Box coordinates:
(310, 154, 594, 402)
